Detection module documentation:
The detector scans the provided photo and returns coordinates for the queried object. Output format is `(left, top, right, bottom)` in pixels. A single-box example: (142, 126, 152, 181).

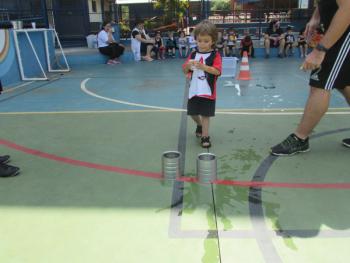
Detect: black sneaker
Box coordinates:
(0, 164, 20, 177)
(342, 138, 350, 148)
(278, 53, 284, 58)
(265, 54, 270, 59)
(0, 155, 10, 164)
(270, 134, 310, 156)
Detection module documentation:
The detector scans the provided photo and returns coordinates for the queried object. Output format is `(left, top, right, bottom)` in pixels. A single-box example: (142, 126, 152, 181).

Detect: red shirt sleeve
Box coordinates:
(212, 52, 222, 76)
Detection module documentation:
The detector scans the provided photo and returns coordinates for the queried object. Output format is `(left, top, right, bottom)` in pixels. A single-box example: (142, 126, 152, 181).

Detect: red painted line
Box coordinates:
(0, 139, 162, 179)
(1, 138, 350, 189)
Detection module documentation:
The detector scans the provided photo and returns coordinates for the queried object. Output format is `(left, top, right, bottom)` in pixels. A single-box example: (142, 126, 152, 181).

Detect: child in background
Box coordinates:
(298, 28, 308, 58)
(240, 35, 254, 58)
(216, 31, 225, 56)
(154, 31, 165, 60)
(187, 28, 197, 52)
(182, 20, 222, 148)
(284, 26, 295, 57)
(178, 31, 189, 58)
(166, 31, 177, 58)
(225, 29, 237, 57)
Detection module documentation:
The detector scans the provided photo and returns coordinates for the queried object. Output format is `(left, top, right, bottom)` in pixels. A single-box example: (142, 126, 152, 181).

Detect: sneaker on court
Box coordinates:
(0, 164, 20, 177)
(0, 155, 10, 164)
(343, 138, 350, 148)
(270, 134, 310, 156)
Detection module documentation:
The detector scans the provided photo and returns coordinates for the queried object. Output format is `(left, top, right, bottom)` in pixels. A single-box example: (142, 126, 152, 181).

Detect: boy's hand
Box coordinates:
(193, 61, 206, 70)
(187, 59, 196, 70)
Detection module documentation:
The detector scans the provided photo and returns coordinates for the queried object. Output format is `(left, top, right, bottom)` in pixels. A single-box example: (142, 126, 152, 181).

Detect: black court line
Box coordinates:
(168, 79, 223, 261)
(0, 78, 60, 104)
(249, 127, 350, 263)
(168, 79, 188, 237)
(211, 183, 223, 263)
(168, 126, 350, 262)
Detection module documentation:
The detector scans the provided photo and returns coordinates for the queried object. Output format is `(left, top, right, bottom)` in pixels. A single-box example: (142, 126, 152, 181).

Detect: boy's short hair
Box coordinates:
(194, 20, 218, 46)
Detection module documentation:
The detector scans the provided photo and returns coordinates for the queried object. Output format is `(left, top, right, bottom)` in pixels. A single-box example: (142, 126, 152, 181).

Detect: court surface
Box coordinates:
(0, 57, 349, 263)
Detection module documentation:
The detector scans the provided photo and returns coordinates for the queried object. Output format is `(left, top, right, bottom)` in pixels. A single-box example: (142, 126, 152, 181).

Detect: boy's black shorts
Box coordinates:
(309, 30, 350, 90)
(187, 96, 215, 117)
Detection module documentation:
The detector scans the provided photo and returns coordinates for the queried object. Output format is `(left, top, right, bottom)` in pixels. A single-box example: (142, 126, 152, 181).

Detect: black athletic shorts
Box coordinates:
(309, 30, 350, 90)
(187, 96, 216, 117)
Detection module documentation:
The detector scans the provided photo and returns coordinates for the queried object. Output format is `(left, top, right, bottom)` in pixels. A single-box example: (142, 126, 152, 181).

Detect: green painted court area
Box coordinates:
(0, 59, 349, 262)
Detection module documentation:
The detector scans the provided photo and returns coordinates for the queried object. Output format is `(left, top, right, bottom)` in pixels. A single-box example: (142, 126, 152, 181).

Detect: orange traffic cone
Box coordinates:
(237, 51, 251, 81)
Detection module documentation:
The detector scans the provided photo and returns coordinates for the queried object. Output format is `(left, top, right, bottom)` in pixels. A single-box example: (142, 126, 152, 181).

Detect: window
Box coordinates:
(92, 0, 97, 12)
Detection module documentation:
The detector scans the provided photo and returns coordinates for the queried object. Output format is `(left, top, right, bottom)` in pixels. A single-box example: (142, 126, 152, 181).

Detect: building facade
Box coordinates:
(0, 0, 314, 46)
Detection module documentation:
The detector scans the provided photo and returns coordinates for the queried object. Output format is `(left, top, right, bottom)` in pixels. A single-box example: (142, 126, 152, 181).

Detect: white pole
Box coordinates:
(12, 31, 26, 81)
(44, 29, 52, 72)
(53, 29, 70, 72)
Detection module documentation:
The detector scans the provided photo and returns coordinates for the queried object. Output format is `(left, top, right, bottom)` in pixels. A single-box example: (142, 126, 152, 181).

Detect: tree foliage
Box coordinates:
(210, 0, 231, 11)
(153, 0, 189, 24)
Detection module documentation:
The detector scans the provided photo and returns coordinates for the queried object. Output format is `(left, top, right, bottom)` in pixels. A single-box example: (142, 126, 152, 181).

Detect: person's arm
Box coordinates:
(319, 0, 350, 49)
(183, 55, 194, 74)
(302, 0, 350, 70)
(194, 63, 220, 76)
(194, 53, 221, 76)
(304, 6, 320, 40)
(135, 34, 154, 44)
(107, 30, 115, 44)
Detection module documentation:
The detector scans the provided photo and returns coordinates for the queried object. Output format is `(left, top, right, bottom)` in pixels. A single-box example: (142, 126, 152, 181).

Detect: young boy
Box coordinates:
(166, 31, 177, 58)
(284, 26, 295, 57)
(182, 20, 222, 148)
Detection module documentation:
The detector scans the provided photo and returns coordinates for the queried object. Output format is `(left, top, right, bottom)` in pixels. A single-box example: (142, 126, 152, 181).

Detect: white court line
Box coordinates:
(0, 110, 172, 115)
(81, 78, 183, 112)
(81, 78, 350, 116)
(2, 81, 34, 94)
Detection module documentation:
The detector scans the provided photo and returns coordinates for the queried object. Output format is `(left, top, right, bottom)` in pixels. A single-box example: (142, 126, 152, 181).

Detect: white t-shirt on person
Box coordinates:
(97, 30, 114, 48)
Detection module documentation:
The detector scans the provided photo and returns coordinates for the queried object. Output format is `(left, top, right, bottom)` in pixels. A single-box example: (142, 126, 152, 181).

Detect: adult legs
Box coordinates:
(279, 38, 286, 56)
(294, 87, 331, 139)
(337, 86, 350, 147)
(264, 37, 270, 57)
(337, 86, 350, 105)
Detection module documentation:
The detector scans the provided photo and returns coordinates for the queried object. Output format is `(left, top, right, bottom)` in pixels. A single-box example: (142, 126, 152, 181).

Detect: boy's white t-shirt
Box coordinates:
(189, 52, 212, 99)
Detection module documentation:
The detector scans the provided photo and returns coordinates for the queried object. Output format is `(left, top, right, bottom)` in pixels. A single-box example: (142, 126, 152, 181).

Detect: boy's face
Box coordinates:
(197, 34, 213, 52)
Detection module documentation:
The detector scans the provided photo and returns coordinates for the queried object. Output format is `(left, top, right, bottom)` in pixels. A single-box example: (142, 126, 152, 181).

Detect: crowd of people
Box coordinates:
(96, 18, 313, 65)
(264, 19, 309, 59)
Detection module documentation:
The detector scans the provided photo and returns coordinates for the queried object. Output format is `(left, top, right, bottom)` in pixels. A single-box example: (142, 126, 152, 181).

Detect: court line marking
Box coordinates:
(0, 108, 349, 115)
(0, 108, 350, 115)
(1, 138, 350, 190)
(81, 78, 350, 116)
(0, 110, 173, 115)
(2, 81, 34, 93)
